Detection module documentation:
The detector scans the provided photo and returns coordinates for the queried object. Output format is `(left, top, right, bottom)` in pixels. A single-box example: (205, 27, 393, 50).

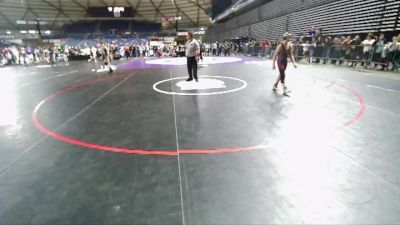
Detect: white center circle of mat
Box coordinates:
(176, 78, 226, 91)
(145, 57, 242, 65)
(153, 76, 247, 96)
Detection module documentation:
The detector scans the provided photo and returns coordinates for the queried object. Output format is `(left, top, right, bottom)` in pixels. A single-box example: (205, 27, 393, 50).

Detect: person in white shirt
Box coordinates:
(211, 42, 217, 56)
(185, 32, 200, 82)
(89, 46, 97, 62)
(382, 36, 399, 70)
(362, 33, 375, 68)
(302, 41, 310, 62)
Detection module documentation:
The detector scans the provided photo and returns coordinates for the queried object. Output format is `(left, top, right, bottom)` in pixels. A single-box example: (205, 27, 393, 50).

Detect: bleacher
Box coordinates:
(64, 22, 97, 34)
(63, 33, 87, 46)
(100, 21, 130, 33)
(206, 0, 400, 41)
(289, 0, 400, 36)
(131, 22, 161, 33)
(58, 21, 163, 47)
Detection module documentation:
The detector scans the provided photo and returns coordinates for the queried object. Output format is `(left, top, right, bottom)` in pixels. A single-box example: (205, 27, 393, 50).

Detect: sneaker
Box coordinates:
(186, 78, 193, 82)
(195, 79, 198, 82)
(283, 87, 291, 94)
(272, 85, 278, 91)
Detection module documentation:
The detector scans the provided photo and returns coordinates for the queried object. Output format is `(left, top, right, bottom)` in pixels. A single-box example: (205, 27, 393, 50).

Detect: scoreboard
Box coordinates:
(87, 7, 134, 18)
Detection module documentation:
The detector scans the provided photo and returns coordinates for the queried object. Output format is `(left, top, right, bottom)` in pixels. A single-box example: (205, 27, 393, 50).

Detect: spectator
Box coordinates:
(331, 36, 342, 65)
(211, 42, 217, 56)
(218, 42, 223, 56)
(124, 45, 130, 59)
(303, 40, 310, 62)
(350, 35, 362, 67)
(373, 33, 386, 69)
(361, 33, 375, 68)
(343, 36, 353, 66)
(295, 37, 304, 62)
(309, 26, 316, 37)
(323, 36, 332, 64)
(315, 36, 323, 63)
(309, 37, 317, 63)
(383, 36, 398, 70)
(224, 41, 230, 56)
(49, 43, 57, 66)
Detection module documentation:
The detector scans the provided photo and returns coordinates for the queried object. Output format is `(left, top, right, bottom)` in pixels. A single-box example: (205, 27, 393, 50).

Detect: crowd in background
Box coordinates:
(0, 44, 67, 67)
(0, 41, 191, 67)
(2, 32, 400, 71)
(290, 33, 399, 70)
(204, 32, 400, 71)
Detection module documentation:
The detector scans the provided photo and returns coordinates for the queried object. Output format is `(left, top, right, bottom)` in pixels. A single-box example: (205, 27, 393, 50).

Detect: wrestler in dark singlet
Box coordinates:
(272, 32, 297, 93)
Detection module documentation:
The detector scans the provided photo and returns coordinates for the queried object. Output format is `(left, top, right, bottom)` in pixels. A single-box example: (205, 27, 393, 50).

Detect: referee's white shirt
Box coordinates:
(185, 39, 200, 57)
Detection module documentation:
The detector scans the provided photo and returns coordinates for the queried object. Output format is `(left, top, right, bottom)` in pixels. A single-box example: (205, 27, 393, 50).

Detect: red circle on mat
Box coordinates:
(32, 75, 365, 156)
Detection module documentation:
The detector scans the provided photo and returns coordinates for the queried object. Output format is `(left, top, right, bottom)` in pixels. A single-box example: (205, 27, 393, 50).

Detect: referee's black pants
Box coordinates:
(187, 56, 198, 80)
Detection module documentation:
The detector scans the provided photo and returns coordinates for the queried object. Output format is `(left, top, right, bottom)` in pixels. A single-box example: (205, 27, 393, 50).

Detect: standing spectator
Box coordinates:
(224, 41, 230, 56)
(233, 42, 238, 55)
(50, 43, 57, 66)
(205, 43, 210, 56)
(361, 33, 375, 68)
(315, 36, 323, 63)
(211, 42, 217, 56)
(89, 46, 97, 62)
(0, 48, 3, 66)
(64, 46, 69, 62)
(309, 37, 317, 63)
(26, 46, 33, 64)
(295, 37, 304, 62)
(124, 45, 130, 59)
(323, 36, 332, 64)
(19, 47, 26, 65)
(140, 44, 144, 57)
(10, 46, 18, 64)
(239, 40, 244, 54)
(218, 42, 223, 56)
(373, 33, 386, 69)
(352, 35, 362, 67)
(331, 36, 342, 65)
(129, 45, 133, 58)
(343, 36, 353, 66)
(33, 48, 39, 63)
(303, 40, 310, 63)
(199, 42, 205, 62)
(152, 45, 158, 57)
(135, 45, 140, 57)
(383, 36, 398, 71)
(339, 36, 347, 65)
(6, 48, 12, 65)
(261, 40, 267, 57)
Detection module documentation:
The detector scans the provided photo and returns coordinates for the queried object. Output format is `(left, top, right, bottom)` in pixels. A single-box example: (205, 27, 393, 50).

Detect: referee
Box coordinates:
(185, 32, 200, 82)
